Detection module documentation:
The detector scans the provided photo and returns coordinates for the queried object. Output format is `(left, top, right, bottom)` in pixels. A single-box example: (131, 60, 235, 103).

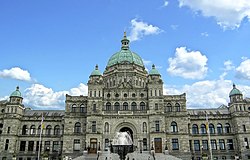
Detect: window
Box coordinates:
(107, 93, 111, 98)
(217, 123, 223, 134)
(244, 138, 249, 149)
(123, 102, 128, 110)
(114, 102, 120, 111)
(52, 141, 59, 152)
(73, 139, 80, 151)
(143, 122, 147, 133)
(225, 123, 231, 133)
(194, 140, 200, 151)
(74, 122, 81, 133)
(7, 127, 10, 134)
(92, 121, 96, 133)
(243, 125, 246, 132)
(140, 102, 146, 110)
(211, 139, 217, 150)
(143, 138, 147, 151)
(36, 141, 42, 152)
(106, 102, 111, 111)
(209, 124, 215, 134)
(28, 141, 34, 151)
(131, 102, 137, 111)
(166, 103, 172, 112)
(200, 124, 206, 134)
(155, 121, 160, 132)
(132, 93, 136, 97)
(30, 125, 36, 135)
(227, 139, 234, 150)
(115, 93, 119, 98)
(72, 104, 77, 112)
(155, 103, 158, 110)
(219, 139, 225, 150)
(22, 125, 28, 135)
(0, 123, 3, 134)
(90, 91, 92, 97)
(20, 141, 26, 151)
(175, 103, 180, 112)
(140, 93, 144, 97)
(192, 124, 199, 134)
(5, 139, 9, 151)
(104, 122, 109, 133)
(80, 104, 86, 113)
(44, 141, 50, 152)
(93, 104, 96, 112)
(124, 93, 127, 98)
(172, 139, 179, 150)
(171, 122, 178, 133)
(46, 125, 52, 135)
(105, 139, 109, 149)
(54, 125, 60, 135)
(202, 140, 208, 150)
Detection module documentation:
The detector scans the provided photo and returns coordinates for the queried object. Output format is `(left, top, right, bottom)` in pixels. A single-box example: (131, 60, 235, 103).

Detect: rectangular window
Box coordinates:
(143, 138, 147, 151)
(93, 104, 96, 112)
(28, 141, 34, 151)
(244, 138, 249, 149)
(20, 141, 26, 151)
(44, 141, 50, 152)
(52, 141, 59, 152)
(7, 127, 10, 134)
(219, 139, 225, 150)
(243, 125, 246, 132)
(92, 121, 96, 133)
(155, 103, 158, 110)
(74, 139, 80, 151)
(227, 139, 234, 150)
(194, 140, 200, 151)
(211, 139, 217, 150)
(202, 140, 208, 150)
(36, 141, 42, 152)
(155, 121, 160, 132)
(172, 139, 179, 150)
(105, 139, 109, 149)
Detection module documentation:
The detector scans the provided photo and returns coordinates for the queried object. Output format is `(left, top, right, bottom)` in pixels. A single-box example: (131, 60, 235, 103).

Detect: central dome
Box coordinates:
(107, 33, 144, 67)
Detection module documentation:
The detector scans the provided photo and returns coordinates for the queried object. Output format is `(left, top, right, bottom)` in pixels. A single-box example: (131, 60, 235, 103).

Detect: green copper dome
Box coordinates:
(10, 86, 22, 98)
(91, 65, 102, 76)
(107, 32, 144, 67)
(149, 64, 160, 75)
(229, 84, 242, 96)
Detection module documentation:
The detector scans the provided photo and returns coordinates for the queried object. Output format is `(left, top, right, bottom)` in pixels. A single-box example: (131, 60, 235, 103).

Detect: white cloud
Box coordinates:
(128, 18, 163, 42)
(165, 79, 250, 108)
(167, 47, 208, 79)
(170, 24, 178, 30)
(223, 60, 235, 71)
(23, 83, 88, 109)
(201, 32, 209, 37)
(163, 0, 169, 7)
(178, 0, 250, 29)
(236, 58, 250, 80)
(0, 67, 31, 81)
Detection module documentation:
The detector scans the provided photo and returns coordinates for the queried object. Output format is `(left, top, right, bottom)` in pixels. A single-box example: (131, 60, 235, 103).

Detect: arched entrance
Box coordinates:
(120, 127, 133, 141)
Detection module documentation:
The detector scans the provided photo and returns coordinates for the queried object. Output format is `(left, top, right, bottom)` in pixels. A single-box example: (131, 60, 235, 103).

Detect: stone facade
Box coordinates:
(0, 34, 250, 160)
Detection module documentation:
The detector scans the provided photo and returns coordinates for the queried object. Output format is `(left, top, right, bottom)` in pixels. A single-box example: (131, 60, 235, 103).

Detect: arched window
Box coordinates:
(143, 122, 147, 133)
(54, 125, 60, 135)
(104, 122, 109, 133)
(166, 103, 172, 112)
(114, 102, 120, 111)
(131, 102, 137, 111)
(209, 124, 215, 134)
(74, 122, 81, 133)
(80, 104, 86, 113)
(171, 122, 178, 132)
(72, 104, 77, 112)
(30, 125, 36, 135)
(46, 125, 52, 135)
(200, 124, 207, 134)
(123, 102, 128, 110)
(175, 103, 181, 112)
(22, 125, 28, 135)
(217, 123, 223, 134)
(140, 102, 146, 110)
(192, 124, 199, 134)
(106, 102, 111, 111)
(225, 123, 231, 133)
(5, 139, 9, 151)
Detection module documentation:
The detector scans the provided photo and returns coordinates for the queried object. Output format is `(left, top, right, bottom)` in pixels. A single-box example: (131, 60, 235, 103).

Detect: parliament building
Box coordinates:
(0, 33, 250, 160)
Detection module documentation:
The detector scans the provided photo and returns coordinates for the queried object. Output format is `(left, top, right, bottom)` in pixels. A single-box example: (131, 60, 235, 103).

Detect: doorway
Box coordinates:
(89, 138, 97, 154)
(154, 138, 162, 153)
(120, 127, 133, 141)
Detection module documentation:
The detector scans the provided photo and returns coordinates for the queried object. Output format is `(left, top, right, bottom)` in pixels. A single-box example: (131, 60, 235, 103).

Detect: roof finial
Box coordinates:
(124, 31, 127, 38)
(95, 64, 98, 70)
(152, 64, 155, 69)
(233, 83, 236, 88)
(16, 86, 19, 91)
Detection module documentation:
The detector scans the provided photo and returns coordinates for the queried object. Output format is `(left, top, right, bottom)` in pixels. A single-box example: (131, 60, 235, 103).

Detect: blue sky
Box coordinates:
(1, 0, 250, 109)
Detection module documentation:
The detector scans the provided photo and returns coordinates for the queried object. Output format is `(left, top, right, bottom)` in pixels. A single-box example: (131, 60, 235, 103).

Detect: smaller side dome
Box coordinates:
(149, 64, 160, 76)
(229, 84, 242, 96)
(90, 65, 102, 76)
(10, 86, 22, 98)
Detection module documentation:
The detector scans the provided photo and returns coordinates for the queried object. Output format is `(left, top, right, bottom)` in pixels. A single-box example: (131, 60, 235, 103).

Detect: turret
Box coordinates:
(229, 84, 243, 103)
(9, 86, 23, 104)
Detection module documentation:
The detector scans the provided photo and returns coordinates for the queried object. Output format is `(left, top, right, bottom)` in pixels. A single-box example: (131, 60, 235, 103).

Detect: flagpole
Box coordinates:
(206, 114, 213, 160)
(38, 113, 44, 160)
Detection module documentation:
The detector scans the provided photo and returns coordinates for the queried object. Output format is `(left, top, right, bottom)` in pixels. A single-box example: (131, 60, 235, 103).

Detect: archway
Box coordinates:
(120, 127, 133, 141)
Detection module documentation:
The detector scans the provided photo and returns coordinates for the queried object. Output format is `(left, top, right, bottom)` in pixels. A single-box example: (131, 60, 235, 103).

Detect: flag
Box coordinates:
(41, 113, 45, 129)
(205, 114, 209, 131)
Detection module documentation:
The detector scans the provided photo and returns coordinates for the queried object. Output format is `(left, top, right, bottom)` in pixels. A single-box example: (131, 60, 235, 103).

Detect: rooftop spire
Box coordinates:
(95, 64, 99, 70)
(121, 32, 130, 50)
